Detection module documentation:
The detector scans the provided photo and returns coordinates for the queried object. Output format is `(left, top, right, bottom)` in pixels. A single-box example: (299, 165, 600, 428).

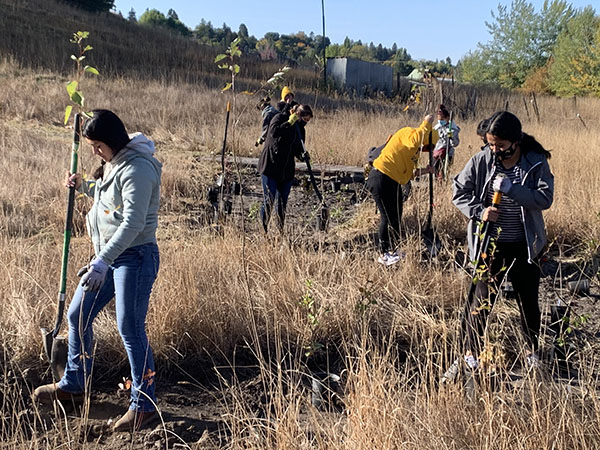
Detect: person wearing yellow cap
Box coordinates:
(280, 86, 294, 104)
(368, 114, 438, 266)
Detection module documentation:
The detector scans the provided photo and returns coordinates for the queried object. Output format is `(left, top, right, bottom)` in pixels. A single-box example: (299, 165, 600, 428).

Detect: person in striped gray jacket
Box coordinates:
(451, 111, 554, 374)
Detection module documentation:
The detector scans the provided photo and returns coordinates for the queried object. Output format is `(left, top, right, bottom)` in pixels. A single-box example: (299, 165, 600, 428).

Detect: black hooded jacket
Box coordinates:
(257, 110, 305, 183)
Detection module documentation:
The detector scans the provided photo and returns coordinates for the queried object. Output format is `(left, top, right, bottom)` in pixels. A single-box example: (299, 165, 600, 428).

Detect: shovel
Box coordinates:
(464, 187, 504, 316)
(297, 128, 329, 231)
(215, 101, 232, 220)
(442, 111, 453, 181)
(441, 188, 504, 390)
(422, 129, 442, 258)
(41, 113, 81, 381)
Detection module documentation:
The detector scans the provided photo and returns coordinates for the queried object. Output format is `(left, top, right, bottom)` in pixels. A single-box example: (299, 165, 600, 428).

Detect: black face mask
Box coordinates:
(494, 143, 517, 161)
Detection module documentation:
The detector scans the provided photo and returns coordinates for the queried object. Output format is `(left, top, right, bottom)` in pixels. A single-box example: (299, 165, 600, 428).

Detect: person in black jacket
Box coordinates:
(257, 103, 313, 232)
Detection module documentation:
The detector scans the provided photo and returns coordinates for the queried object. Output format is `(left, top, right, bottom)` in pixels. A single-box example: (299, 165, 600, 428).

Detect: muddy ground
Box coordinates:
(8, 163, 600, 449)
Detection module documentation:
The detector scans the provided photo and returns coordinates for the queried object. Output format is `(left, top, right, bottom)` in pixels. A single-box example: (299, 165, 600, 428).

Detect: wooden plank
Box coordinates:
(199, 155, 366, 183)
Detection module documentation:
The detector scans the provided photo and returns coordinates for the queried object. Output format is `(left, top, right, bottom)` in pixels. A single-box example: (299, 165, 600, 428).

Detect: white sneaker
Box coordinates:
(526, 352, 541, 370)
(377, 251, 401, 266)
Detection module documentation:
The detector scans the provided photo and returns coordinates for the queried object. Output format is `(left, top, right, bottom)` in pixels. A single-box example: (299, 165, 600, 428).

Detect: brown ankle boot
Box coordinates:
(33, 383, 83, 405)
(113, 409, 158, 432)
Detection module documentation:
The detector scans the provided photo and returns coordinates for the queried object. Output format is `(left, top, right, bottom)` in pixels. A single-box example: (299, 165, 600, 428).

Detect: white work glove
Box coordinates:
(492, 174, 512, 194)
(81, 257, 109, 292)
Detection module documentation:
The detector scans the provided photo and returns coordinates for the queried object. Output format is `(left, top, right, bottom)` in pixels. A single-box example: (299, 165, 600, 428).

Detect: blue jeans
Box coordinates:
(58, 243, 159, 412)
(260, 175, 293, 232)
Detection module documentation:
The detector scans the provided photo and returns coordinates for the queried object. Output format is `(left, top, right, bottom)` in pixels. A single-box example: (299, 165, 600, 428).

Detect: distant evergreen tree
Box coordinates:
(167, 9, 179, 21)
(238, 23, 249, 38)
(62, 0, 114, 12)
(127, 8, 136, 22)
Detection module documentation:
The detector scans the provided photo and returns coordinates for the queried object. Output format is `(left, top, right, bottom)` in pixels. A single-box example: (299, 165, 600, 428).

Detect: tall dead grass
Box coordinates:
(1, 58, 600, 448)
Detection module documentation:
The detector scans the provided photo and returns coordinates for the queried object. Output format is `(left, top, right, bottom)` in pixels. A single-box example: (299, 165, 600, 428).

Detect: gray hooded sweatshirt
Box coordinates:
(453, 147, 553, 263)
(83, 133, 162, 265)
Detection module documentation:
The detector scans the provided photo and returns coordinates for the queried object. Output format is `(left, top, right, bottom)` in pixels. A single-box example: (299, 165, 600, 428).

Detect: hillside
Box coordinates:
(0, 0, 315, 88)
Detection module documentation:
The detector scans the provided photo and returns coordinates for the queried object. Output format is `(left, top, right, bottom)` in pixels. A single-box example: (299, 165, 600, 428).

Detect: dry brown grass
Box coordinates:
(1, 52, 600, 448)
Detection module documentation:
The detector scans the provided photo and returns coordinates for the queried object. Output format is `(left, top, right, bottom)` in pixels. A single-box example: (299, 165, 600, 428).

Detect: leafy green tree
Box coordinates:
(569, 23, 600, 96)
(256, 38, 277, 60)
(571, 38, 600, 96)
(139, 8, 191, 37)
(390, 47, 412, 76)
(483, 0, 538, 87)
(166, 11, 192, 37)
(536, 1, 574, 61)
(468, 0, 573, 88)
(195, 19, 215, 44)
(458, 49, 498, 84)
(139, 9, 167, 27)
(264, 32, 281, 43)
(548, 7, 599, 96)
(348, 44, 372, 61)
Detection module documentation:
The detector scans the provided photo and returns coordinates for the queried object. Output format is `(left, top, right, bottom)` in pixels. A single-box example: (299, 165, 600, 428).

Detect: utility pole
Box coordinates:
(322, 0, 327, 88)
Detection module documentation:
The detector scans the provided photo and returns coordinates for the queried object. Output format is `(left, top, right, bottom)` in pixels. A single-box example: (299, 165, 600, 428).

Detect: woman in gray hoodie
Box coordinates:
(34, 110, 162, 432)
(450, 111, 553, 377)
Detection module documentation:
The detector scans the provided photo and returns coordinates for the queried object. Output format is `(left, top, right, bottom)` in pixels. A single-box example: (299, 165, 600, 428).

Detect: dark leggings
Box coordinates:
(460, 241, 541, 356)
(260, 175, 293, 232)
(367, 168, 403, 253)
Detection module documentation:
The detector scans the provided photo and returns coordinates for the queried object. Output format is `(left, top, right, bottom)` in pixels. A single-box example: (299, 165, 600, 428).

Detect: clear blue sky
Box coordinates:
(112, 0, 596, 63)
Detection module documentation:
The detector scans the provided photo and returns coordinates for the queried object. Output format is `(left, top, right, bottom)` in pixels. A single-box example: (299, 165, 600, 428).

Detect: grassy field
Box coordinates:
(2, 1, 600, 448)
(1, 56, 600, 448)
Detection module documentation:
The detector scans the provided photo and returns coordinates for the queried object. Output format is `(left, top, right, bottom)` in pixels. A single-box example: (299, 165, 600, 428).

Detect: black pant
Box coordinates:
(460, 241, 541, 356)
(367, 168, 403, 253)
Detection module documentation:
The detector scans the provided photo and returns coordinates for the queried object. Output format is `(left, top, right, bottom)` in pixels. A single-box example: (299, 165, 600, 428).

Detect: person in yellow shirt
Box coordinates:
(368, 114, 438, 265)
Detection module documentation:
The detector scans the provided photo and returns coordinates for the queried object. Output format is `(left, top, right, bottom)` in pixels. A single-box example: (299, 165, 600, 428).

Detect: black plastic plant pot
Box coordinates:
(568, 279, 590, 295)
(311, 372, 341, 411)
(316, 207, 329, 231)
(207, 187, 218, 204)
(223, 199, 232, 215)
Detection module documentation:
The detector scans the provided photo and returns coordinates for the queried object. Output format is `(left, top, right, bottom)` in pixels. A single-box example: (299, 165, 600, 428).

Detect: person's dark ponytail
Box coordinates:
(521, 133, 551, 159)
(92, 160, 106, 180)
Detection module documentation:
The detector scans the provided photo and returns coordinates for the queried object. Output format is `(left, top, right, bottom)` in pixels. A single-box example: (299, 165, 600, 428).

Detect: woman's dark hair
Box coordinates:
(476, 118, 490, 139)
(83, 110, 131, 179)
(487, 111, 551, 159)
(83, 109, 130, 153)
(437, 104, 449, 118)
(256, 96, 271, 111)
(293, 104, 313, 118)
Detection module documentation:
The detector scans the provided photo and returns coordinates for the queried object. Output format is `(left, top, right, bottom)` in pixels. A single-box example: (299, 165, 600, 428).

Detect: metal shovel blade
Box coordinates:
(41, 327, 67, 381)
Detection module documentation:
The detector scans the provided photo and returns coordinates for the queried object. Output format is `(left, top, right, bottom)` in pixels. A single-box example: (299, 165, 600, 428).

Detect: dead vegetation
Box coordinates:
(1, 44, 600, 449)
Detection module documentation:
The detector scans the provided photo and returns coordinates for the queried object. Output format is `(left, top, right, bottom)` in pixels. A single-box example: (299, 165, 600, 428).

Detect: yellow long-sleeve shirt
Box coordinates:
(373, 120, 438, 185)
